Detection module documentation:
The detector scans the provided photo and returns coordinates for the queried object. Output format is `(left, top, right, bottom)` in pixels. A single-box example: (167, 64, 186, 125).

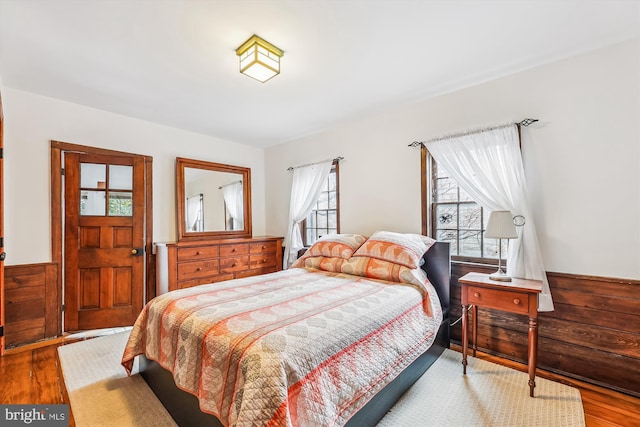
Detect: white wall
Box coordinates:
(2, 88, 266, 265)
(265, 39, 640, 280)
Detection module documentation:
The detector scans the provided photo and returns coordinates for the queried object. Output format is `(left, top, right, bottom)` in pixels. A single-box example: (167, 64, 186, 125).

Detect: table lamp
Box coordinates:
(485, 210, 518, 281)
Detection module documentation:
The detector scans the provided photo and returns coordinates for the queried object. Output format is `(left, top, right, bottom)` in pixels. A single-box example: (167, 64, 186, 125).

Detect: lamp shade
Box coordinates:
(485, 210, 517, 239)
(236, 35, 283, 83)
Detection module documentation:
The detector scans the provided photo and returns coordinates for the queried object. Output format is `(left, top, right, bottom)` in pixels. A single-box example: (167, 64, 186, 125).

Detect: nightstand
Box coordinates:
(459, 271, 543, 397)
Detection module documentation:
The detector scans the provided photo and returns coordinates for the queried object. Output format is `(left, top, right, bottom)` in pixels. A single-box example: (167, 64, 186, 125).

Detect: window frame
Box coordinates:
(421, 146, 500, 265)
(301, 161, 340, 246)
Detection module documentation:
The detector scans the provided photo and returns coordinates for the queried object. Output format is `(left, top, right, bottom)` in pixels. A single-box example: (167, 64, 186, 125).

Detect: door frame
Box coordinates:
(0, 91, 4, 354)
(51, 141, 154, 334)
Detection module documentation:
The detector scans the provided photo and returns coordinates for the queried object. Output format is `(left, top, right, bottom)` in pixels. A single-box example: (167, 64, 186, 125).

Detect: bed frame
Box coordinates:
(139, 241, 451, 427)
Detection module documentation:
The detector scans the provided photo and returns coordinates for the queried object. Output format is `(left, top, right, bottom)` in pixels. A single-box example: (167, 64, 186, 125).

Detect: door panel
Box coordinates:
(64, 152, 145, 331)
(114, 228, 133, 247)
(114, 268, 133, 305)
(79, 269, 100, 309)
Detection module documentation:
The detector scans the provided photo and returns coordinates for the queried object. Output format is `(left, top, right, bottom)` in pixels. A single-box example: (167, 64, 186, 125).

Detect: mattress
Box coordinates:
(122, 266, 443, 427)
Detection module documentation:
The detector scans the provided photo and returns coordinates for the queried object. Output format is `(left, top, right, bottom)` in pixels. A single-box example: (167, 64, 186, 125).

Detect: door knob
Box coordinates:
(131, 248, 143, 256)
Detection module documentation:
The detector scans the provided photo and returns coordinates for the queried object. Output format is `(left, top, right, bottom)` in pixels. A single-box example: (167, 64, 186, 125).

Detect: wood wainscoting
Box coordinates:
(4, 263, 59, 348)
(450, 262, 640, 397)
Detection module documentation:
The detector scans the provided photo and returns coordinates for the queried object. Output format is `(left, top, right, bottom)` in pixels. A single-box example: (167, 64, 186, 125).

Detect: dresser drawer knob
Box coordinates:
(232, 263, 237, 267)
(196, 251, 201, 255)
(474, 292, 480, 298)
(231, 248, 236, 252)
(196, 267, 202, 271)
(513, 298, 521, 305)
(262, 245, 266, 249)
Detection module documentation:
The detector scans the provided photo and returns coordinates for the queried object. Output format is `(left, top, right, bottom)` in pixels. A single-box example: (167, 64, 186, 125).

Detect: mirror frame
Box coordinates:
(176, 157, 252, 241)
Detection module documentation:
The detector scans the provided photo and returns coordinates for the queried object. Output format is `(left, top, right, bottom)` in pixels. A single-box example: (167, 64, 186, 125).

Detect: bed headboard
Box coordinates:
(421, 241, 451, 316)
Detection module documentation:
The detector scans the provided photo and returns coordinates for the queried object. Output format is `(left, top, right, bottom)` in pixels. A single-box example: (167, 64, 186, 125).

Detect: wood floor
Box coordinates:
(0, 339, 638, 426)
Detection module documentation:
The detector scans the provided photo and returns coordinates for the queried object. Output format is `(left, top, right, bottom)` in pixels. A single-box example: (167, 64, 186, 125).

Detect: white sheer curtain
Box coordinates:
(283, 160, 333, 268)
(222, 181, 244, 230)
(186, 195, 201, 232)
(425, 124, 554, 311)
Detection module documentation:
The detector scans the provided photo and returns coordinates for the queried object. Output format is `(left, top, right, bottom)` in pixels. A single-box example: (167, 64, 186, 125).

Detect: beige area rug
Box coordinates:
(377, 348, 585, 426)
(58, 332, 585, 427)
(58, 332, 177, 427)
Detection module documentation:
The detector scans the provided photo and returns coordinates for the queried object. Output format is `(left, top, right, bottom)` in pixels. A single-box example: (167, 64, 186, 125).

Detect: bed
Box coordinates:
(122, 232, 451, 426)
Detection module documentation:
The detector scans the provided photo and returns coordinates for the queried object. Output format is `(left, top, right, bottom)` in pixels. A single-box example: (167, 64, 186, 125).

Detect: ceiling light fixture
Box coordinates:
(235, 35, 284, 83)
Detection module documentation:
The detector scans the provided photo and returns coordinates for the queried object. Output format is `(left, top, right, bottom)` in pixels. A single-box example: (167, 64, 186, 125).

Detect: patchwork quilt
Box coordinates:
(122, 267, 442, 427)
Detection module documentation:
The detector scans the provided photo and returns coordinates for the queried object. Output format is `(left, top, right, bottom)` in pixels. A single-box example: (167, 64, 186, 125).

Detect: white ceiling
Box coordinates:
(1, 1, 638, 148)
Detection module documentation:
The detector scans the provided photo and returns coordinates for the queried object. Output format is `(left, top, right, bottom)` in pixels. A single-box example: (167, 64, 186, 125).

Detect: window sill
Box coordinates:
(451, 258, 501, 268)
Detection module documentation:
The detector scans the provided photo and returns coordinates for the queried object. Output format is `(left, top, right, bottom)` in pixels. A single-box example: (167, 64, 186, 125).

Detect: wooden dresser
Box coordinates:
(159, 236, 283, 292)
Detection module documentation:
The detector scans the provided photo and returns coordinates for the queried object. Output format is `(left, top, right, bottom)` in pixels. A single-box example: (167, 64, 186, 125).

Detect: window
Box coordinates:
(302, 162, 339, 246)
(80, 162, 133, 216)
(424, 151, 504, 262)
(186, 193, 204, 232)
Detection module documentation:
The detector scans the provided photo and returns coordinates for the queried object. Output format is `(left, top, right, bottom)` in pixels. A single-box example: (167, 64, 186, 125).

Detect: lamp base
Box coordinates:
(489, 269, 512, 282)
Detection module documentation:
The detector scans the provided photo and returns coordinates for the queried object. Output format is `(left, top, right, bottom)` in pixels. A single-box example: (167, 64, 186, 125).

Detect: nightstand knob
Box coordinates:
(474, 292, 480, 298)
(513, 298, 521, 305)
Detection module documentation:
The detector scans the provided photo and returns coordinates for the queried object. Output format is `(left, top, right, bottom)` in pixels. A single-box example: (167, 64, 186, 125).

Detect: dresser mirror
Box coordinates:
(176, 157, 252, 240)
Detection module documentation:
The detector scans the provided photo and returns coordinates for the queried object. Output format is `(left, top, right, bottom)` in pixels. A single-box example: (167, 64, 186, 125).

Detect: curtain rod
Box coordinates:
(218, 179, 242, 189)
(408, 118, 538, 147)
(287, 156, 344, 171)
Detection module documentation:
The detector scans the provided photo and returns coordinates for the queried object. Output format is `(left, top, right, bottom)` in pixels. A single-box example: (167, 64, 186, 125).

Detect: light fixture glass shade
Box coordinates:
(485, 210, 517, 239)
(236, 35, 283, 83)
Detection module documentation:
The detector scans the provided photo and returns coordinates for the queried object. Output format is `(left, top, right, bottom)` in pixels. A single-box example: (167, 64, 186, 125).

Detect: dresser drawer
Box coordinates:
(178, 260, 219, 281)
(236, 266, 277, 279)
(177, 246, 219, 261)
(177, 274, 234, 289)
(250, 241, 278, 254)
(219, 256, 249, 273)
(467, 286, 530, 315)
(220, 244, 249, 257)
(249, 254, 277, 270)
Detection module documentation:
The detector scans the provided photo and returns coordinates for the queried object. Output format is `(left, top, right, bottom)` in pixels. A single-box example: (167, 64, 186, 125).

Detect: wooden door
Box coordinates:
(64, 152, 145, 331)
(0, 91, 4, 354)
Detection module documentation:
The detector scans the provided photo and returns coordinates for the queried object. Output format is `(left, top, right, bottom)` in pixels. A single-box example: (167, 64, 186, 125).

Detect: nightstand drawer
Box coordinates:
(467, 286, 530, 314)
